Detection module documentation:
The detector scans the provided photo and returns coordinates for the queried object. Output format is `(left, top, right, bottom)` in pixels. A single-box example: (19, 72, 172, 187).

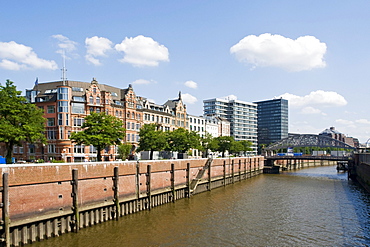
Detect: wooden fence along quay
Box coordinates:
(0, 157, 264, 247)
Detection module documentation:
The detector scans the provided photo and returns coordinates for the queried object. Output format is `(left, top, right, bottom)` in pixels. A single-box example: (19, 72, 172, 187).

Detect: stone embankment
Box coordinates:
(0, 157, 264, 247)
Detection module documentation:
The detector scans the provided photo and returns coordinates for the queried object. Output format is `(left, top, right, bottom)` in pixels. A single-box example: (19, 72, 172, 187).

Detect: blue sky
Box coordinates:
(1, 1, 370, 142)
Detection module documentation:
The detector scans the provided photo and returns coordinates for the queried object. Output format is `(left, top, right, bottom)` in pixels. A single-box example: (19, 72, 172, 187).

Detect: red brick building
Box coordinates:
(4, 78, 187, 162)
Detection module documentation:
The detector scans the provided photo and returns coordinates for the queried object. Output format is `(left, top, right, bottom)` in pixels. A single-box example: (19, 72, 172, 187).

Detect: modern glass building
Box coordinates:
(203, 97, 258, 155)
(254, 98, 288, 150)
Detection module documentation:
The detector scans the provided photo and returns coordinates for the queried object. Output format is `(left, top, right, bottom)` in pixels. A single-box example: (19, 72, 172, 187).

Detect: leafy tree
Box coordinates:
(239, 140, 253, 156)
(137, 124, 168, 160)
(0, 80, 46, 164)
(200, 132, 218, 157)
(167, 128, 201, 154)
(215, 136, 234, 157)
(117, 143, 133, 160)
(230, 140, 243, 156)
(70, 112, 125, 161)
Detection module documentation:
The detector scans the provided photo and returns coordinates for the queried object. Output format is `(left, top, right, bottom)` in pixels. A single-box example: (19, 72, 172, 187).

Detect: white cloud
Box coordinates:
(279, 90, 347, 108)
(0, 41, 57, 70)
(182, 93, 198, 104)
(335, 119, 356, 128)
(115, 35, 169, 67)
(230, 33, 327, 72)
(52, 34, 78, 55)
(132, 79, 157, 85)
(301, 106, 326, 115)
(356, 119, 370, 125)
(85, 36, 113, 66)
(184, 80, 198, 89)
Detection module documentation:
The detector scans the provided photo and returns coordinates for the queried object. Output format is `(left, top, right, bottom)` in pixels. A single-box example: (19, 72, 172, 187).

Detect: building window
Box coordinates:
(96, 97, 100, 105)
(47, 130, 56, 139)
(72, 103, 84, 114)
(89, 145, 97, 153)
(89, 96, 94, 104)
(19, 146, 23, 154)
(74, 145, 84, 153)
(73, 118, 85, 127)
(57, 87, 68, 100)
(58, 114, 63, 125)
(58, 101, 68, 112)
(47, 118, 55, 126)
(48, 144, 56, 153)
(93, 88, 97, 94)
(59, 127, 64, 139)
(127, 134, 130, 142)
(47, 105, 55, 113)
(29, 144, 35, 154)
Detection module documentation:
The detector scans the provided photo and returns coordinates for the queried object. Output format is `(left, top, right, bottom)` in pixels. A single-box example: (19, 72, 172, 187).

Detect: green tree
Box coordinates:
(215, 136, 234, 157)
(117, 143, 133, 160)
(137, 124, 168, 160)
(200, 132, 218, 158)
(167, 128, 201, 154)
(0, 80, 46, 164)
(70, 112, 125, 161)
(239, 140, 253, 156)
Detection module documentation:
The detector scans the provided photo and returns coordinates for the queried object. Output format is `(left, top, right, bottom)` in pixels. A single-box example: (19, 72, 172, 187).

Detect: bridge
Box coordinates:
(265, 134, 355, 152)
(263, 134, 354, 173)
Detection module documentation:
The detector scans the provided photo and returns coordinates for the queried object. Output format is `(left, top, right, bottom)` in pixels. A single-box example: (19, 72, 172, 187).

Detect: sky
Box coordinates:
(1, 1, 370, 143)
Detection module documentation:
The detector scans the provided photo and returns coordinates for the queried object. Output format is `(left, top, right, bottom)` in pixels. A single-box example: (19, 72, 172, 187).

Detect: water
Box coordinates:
(32, 166, 370, 247)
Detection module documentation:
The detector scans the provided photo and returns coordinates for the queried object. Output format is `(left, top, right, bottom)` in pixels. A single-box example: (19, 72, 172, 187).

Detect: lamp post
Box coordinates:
(365, 138, 370, 153)
(41, 144, 45, 162)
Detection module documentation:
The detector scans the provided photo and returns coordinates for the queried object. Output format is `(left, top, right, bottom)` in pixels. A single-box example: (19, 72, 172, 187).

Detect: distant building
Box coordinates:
(188, 115, 206, 137)
(319, 127, 359, 148)
(203, 97, 257, 154)
(254, 98, 288, 150)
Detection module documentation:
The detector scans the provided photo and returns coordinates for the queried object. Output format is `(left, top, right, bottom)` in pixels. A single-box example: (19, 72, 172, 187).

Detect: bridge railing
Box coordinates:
(358, 153, 370, 165)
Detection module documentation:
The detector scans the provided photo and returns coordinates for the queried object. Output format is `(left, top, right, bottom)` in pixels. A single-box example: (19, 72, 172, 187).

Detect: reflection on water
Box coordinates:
(32, 166, 370, 247)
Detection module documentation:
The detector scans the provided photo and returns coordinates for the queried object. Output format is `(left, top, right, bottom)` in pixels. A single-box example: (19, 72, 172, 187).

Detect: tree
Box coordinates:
(215, 136, 234, 157)
(0, 80, 46, 164)
(137, 124, 168, 160)
(70, 112, 125, 161)
(167, 128, 201, 154)
(117, 143, 133, 160)
(199, 132, 218, 158)
(239, 140, 253, 156)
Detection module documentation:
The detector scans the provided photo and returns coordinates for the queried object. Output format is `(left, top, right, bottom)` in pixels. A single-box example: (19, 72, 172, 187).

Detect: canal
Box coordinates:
(32, 165, 370, 246)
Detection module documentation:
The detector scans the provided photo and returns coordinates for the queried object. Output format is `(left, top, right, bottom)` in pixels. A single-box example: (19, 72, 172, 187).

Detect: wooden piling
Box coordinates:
(71, 169, 79, 233)
(171, 163, 175, 202)
(2, 173, 10, 247)
(186, 163, 191, 197)
(112, 167, 120, 219)
(146, 165, 151, 210)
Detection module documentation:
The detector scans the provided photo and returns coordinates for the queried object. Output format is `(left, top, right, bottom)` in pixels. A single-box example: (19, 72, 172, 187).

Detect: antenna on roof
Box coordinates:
(61, 50, 67, 85)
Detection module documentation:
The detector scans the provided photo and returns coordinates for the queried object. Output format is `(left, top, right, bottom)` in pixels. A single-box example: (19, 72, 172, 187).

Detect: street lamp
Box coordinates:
(365, 138, 370, 153)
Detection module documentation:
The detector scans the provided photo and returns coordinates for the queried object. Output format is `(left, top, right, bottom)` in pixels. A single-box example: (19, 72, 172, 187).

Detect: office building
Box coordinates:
(254, 98, 288, 150)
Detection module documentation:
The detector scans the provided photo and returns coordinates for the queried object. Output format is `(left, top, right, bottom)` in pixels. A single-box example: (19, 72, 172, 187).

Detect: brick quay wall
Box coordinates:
(0, 157, 264, 246)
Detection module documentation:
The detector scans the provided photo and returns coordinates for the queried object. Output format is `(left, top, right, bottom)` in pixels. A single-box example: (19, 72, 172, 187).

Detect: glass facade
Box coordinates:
(255, 98, 288, 148)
